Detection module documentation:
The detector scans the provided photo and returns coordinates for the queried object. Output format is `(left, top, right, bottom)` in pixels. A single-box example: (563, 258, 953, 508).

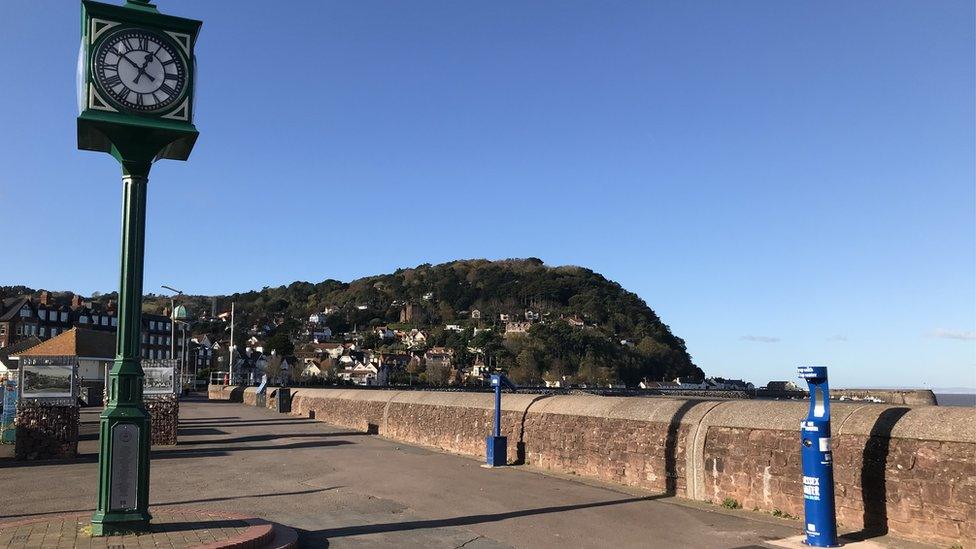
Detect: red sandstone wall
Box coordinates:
(244, 388, 975, 547)
(207, 384, 243, 402)
(290, 389, 390, 432)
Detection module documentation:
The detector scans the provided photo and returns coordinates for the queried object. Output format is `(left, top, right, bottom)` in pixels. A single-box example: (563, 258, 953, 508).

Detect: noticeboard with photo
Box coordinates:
(142, 360, 177, 395)
(19, 356, 77, 404)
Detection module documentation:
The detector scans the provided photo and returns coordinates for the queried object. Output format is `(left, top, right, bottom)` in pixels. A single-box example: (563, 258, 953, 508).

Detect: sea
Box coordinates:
(935, 393, 976, 407)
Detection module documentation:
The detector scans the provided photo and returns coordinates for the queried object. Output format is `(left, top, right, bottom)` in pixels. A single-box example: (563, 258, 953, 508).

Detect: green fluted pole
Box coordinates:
(91, 165, 153, 536)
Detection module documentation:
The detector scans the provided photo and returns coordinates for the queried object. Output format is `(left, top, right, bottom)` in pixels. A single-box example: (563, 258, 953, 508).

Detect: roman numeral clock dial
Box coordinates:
(93, 29, 187, 113)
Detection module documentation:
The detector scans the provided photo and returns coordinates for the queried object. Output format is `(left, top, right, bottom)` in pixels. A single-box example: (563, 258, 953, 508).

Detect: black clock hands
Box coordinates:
(132, 54, 156, 85)
(119, 53, 156, 85)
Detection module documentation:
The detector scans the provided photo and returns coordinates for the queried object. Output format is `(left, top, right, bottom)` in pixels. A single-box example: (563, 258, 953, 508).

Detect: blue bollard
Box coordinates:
(798, 366, 839, 547)
(486, 373, 516, 467)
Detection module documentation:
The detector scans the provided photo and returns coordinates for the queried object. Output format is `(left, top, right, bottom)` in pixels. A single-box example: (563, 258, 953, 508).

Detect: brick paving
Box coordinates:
(0, 509, 271, 549)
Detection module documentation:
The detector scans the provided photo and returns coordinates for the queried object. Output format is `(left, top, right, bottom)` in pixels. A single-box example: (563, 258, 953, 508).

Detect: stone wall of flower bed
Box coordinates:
(146, 395, 179, 445)
(14, 402, 78, 460)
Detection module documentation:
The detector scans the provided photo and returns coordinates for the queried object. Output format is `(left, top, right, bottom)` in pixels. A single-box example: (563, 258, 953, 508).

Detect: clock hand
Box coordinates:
(118, 53, 155, 85)
(132, 53, 156, 85)
(118, 53, 141, 70)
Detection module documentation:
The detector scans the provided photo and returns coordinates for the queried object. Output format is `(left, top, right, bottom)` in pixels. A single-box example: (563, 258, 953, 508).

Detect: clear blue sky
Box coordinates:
(2, 1, 973, 389)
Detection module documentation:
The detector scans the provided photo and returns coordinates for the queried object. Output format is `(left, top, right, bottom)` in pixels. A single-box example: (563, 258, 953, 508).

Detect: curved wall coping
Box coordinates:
(285, 388, 975, 443)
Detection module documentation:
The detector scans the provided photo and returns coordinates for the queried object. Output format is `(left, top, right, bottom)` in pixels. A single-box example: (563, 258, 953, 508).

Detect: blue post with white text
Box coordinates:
(798, 366, 839, 547)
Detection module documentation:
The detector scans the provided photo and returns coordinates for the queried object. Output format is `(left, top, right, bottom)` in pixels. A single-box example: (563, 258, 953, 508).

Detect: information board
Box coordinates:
(142, 365, 177, 395)
(109, 423, 140, 511)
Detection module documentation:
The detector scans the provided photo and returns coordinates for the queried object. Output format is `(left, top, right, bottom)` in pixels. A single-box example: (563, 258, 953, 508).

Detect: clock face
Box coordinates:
(93, 29, 188, 113)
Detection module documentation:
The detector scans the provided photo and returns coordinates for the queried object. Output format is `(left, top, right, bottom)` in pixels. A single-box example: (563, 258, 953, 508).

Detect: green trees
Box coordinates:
(265, 332, 294, 357)
(17, 258, 702, 386)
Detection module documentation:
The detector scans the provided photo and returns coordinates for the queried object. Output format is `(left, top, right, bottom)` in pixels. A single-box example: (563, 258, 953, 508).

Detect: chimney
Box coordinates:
(71, 294, 82, 309)
(39, 290, 51, 306)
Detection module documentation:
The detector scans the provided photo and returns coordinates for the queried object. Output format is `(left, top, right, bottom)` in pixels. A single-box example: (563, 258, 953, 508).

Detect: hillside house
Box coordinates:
(424, 347, 454, 369)
(564, 316, 585, 328)
(504, 322, 532, 336)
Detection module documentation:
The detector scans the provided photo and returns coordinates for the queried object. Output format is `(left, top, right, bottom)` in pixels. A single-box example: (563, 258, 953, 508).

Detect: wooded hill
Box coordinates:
(3, 258, 703, 385)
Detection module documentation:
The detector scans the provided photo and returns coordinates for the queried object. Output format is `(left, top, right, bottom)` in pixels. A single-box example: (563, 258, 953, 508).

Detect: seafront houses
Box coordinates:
(705, 377, 754, 390)
(0, 293, 174, 360)
(0, 294, 71, 348)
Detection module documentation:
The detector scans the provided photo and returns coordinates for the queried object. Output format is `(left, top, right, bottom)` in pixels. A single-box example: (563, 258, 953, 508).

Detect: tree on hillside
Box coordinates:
(266, 332, 294, 357)
(406, 356, 424, 385)
(509, 349, 542, 385)
(426, 362, 451, 386)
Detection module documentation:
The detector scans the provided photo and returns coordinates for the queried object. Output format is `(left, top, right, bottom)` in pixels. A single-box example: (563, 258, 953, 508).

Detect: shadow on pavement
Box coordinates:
(178, 427, 229, 436)
(177, 432, 367, 446)
(298, 495, 663, 544)
(152, 439, 355, 458)
(0, 487, 340, 520)
(0, 437, 355, 469)
(180, 420, 321, 428)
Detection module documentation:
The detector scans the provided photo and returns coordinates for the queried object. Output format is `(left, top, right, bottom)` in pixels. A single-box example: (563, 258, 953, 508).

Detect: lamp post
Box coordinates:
(78, 0, 201, 536)
(161, 285, 183, 362)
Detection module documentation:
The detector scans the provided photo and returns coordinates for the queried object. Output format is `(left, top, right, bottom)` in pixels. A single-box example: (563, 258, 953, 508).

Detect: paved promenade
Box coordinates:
(0, 396, 922, 548)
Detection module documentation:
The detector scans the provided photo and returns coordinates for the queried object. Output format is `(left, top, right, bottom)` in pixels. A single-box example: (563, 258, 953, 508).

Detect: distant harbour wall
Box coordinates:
(833, 389, 938, 406)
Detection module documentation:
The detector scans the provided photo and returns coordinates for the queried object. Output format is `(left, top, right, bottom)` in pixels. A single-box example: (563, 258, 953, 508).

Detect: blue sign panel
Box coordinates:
(1, 380, 19, 443)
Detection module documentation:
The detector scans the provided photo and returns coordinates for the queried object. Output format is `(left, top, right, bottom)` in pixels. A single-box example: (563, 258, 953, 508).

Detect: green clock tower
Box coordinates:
(77, 0, 201, 536)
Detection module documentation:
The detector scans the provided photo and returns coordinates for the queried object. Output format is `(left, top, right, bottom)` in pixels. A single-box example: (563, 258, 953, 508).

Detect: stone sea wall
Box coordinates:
(221, 386, 975, 546)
